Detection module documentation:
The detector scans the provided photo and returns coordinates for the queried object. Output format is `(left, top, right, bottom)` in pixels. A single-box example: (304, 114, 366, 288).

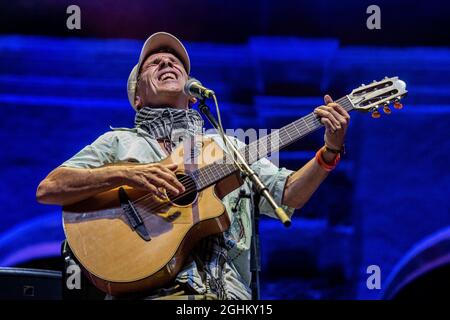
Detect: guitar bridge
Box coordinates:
(118, 187, 151, 241)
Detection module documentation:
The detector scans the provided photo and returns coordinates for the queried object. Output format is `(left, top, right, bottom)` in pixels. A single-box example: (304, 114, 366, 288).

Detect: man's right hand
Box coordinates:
(37, 162, 186, 206)
(123, 163, 185, 196)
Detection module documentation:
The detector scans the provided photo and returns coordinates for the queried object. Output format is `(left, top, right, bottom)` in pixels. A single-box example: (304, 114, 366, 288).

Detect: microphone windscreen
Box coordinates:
(184, 78, 202, 96)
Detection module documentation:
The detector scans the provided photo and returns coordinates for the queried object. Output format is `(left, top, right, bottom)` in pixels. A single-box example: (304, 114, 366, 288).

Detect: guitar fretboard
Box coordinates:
(192, 96, 353, 190)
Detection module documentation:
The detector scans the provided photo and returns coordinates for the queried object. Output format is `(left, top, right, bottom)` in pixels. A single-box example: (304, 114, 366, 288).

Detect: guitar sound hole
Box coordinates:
(169, 173, 198, 206)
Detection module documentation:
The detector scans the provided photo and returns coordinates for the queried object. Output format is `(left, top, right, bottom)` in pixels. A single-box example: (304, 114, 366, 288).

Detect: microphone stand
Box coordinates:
(198, 98, 291, 300)
(250, 186, 261, 300)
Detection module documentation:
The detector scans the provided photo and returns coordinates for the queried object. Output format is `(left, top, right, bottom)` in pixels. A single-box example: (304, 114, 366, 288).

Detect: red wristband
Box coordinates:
(315, 147, 340, 172)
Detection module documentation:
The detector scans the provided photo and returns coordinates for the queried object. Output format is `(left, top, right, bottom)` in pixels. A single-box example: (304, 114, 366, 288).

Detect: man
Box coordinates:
(36, 32, 350, 300)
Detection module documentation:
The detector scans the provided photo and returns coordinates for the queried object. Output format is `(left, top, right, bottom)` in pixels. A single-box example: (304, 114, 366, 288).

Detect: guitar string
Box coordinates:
(131, 97, 353, 213)
(132, 96, 353, 208)
(132, 97, 354, 214)
(132, 96, 353, 207)
(131, 97, 353, 217)
(135, 110, 354, 220)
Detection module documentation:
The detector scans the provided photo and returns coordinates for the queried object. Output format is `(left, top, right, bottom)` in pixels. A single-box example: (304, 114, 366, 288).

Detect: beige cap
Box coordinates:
(127, 32, 191, 110)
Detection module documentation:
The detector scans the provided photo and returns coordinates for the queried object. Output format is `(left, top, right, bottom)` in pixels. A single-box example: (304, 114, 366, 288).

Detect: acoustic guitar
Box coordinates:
(63, 76, 407, 296)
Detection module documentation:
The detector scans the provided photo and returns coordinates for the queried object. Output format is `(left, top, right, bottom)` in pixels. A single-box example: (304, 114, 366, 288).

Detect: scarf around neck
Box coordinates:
(134, 107, 204, 148)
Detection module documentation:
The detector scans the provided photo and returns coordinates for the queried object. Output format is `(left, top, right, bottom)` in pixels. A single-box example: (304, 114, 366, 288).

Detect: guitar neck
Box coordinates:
(194, 95, 354, 190)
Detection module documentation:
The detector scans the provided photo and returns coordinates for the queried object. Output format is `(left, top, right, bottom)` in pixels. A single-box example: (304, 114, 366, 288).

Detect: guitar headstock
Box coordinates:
(348, 76, 407, 118)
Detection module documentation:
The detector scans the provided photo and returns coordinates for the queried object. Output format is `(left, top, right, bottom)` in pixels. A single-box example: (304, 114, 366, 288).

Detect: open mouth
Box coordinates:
(158, 71, 178, 82)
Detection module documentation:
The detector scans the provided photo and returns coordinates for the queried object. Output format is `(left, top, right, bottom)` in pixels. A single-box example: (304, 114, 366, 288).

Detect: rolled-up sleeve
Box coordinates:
(60, 132, 117, 169)
(251, 157, 296, 219)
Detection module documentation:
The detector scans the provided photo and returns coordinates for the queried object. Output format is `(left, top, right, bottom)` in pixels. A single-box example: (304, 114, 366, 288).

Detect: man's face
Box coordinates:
(135, 51, 190, 109)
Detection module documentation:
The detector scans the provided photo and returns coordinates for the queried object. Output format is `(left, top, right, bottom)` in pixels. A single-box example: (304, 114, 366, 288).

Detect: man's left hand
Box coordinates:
(313, 94, 350, 150)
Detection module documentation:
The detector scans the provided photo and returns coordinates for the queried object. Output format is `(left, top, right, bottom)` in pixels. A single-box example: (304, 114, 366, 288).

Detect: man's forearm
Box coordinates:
(283, 92, 350, 209)
(36, 165, 128, 206)
(282, 149, 337, 209)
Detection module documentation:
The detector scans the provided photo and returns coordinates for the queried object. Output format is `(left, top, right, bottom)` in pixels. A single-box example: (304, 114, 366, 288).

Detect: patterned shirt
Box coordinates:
(60, 126, 295, 299)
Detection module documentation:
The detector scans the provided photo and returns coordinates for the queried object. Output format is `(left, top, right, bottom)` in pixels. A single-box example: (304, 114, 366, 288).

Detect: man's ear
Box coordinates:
(134, 95, 143, 110)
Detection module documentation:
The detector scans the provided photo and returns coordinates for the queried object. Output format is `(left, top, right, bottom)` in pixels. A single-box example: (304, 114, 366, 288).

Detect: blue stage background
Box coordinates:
(0, 1, 449, 299)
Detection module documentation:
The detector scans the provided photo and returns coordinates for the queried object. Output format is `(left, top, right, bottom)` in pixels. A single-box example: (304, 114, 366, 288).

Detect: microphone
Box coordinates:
(184, 78, 215, 99)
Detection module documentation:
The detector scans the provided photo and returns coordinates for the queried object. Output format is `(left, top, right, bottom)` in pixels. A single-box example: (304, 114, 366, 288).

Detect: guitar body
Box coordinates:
(62, 136, 242, 296)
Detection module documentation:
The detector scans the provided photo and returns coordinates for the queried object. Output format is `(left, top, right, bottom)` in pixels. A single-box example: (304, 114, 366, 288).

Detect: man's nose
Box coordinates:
(158, 57, 173, 69)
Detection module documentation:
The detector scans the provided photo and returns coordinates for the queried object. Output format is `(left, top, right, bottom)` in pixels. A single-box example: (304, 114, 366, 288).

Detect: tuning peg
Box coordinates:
(371, 110, 381, 118)
(394, 102, 403, 109)
(383, 105, 392, 114)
